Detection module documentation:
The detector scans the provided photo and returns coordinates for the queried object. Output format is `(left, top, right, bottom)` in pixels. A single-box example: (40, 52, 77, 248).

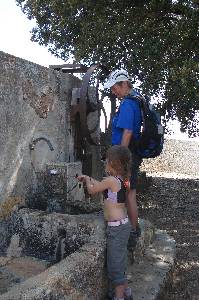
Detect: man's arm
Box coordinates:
(121, 129, 133, 147)
(121, 129, 138, 229)
(126, 190, 138, 229)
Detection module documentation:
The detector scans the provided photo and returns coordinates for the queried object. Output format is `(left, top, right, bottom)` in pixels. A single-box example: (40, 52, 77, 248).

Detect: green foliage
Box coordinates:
(16, 0, 199, 136)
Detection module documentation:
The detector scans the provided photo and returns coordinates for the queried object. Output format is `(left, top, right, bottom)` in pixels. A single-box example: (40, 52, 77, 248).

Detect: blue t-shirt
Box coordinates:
(112, 91, 142, 145)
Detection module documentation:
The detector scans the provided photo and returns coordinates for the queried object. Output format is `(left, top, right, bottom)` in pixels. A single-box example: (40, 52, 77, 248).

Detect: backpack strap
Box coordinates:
(125, 94, 146, 131)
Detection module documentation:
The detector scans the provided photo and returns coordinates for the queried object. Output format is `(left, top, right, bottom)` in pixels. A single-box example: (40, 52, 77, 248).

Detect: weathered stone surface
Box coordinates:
(0, 208, 99, 262)
(133, 218, 155, 260)
(0, 214, 176, 300)
(0, 51, 57, 201)
(0, 51, 94, 205)
(0, 257, 12, 267)
(0, 211, 107, 300)
(6, 234, 22, 258)
(45, 162, 84, 199)
(127, 229, 176, 300)
(0, 256, 49, 294)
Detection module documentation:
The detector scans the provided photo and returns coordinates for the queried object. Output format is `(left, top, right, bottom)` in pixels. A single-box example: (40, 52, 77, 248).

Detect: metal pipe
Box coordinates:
(29, 137, 54, 151)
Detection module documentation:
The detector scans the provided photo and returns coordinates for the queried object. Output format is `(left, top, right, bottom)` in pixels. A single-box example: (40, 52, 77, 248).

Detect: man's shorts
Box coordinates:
(130, 153, 142, 190)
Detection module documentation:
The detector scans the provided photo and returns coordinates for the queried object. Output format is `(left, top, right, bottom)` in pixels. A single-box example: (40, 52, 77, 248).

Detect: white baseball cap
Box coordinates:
(104, 69, 131, 89)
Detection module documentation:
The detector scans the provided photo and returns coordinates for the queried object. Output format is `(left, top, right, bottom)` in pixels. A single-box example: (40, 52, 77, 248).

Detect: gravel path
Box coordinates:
(138, 175, 199, 300)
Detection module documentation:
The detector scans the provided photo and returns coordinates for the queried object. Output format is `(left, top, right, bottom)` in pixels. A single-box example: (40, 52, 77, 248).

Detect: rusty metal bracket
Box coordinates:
(70, 63, 109, 145)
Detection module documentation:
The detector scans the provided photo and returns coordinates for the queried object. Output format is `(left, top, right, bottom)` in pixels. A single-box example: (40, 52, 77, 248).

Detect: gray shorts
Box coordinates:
(106, 221, 131, 286)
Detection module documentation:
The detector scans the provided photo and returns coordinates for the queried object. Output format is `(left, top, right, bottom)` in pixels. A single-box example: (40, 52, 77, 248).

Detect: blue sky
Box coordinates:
(0, 0, 198, 140)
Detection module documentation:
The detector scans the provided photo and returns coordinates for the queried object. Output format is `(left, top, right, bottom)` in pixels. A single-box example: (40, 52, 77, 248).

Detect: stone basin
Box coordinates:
(0, 208, 107, 299)
(0, 207, 175, 300)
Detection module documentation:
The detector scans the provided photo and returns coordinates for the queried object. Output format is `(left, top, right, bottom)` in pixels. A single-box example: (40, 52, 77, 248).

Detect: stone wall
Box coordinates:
(141, 138, 199, 177)
(0, 51, 101, 204)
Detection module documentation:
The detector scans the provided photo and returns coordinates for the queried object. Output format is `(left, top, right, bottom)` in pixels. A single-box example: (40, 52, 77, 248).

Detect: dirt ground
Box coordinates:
(138, 174, 199, 300)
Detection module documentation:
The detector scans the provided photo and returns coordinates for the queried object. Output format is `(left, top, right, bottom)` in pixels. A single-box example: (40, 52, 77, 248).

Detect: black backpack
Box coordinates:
(128, 93, 164, 159)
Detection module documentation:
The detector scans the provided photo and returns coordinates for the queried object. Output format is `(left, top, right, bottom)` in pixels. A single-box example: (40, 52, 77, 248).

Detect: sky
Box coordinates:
(0, 0, 65, 67)
(0, 0, 198, 141)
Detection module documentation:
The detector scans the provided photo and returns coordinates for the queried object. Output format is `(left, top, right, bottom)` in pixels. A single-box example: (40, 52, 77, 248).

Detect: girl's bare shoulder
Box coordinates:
(103, 176, 120, 191)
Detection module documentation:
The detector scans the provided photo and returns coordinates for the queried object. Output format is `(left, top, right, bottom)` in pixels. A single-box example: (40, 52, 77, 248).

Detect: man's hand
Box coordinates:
(127, 224, 141, 251)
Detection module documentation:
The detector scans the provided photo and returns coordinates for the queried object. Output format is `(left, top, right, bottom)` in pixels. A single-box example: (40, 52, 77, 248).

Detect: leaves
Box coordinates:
(16, 0, 199, 136)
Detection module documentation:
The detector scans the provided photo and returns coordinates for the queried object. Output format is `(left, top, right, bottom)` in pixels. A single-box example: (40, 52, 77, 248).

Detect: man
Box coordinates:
(104, 69, 142, 238)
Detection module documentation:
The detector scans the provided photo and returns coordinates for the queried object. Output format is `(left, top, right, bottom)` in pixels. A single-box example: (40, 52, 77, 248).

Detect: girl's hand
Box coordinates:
(77, 175, 87, 183)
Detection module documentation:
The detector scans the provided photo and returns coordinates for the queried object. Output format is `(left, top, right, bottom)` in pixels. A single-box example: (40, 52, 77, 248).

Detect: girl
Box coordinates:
(77, 145, 133, 300)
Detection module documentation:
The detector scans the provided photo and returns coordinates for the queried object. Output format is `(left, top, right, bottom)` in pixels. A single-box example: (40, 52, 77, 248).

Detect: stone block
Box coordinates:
(45, 162, 85, 202)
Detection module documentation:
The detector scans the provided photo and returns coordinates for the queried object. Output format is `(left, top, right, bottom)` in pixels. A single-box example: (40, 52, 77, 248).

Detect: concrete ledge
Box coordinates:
(134, 218, 155, 258)
(1, 242, 107, 300)
(127, 229, 176, 300)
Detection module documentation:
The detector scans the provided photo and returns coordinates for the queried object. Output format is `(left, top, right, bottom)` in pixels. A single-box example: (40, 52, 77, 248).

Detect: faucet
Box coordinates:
(29, 137, 54, 151)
